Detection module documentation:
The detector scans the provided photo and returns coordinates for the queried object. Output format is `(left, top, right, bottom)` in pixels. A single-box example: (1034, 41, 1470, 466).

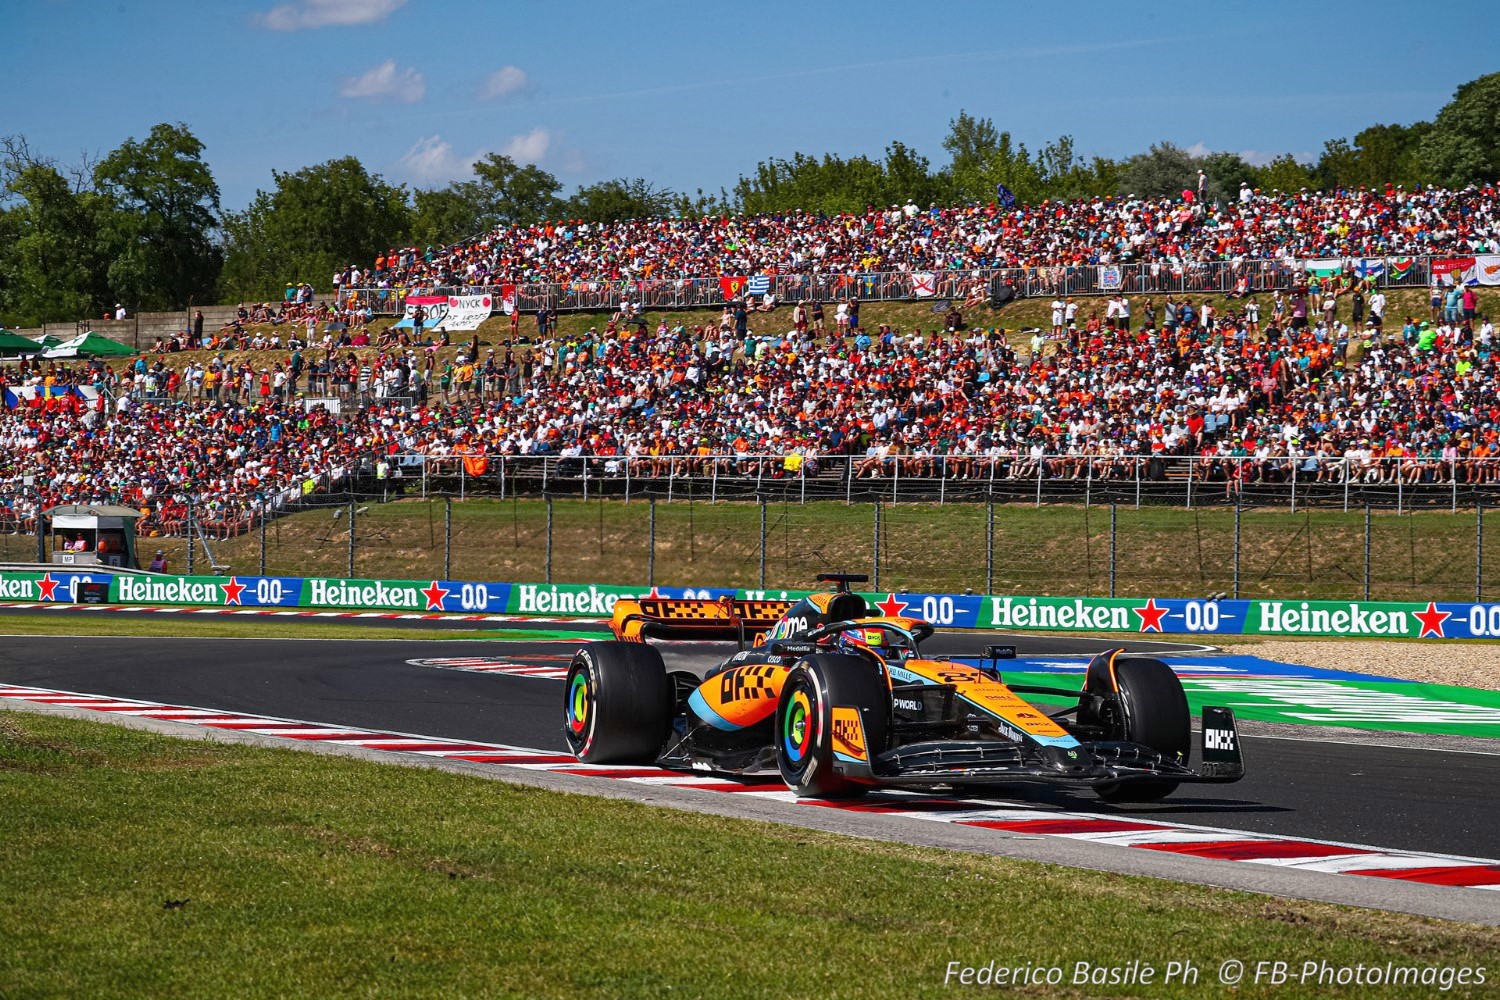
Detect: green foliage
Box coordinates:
(562, 177, 682, 223)
(0, 164, 111, 327)
(1116, 142, 1200, 200)
(93, 122, 222, 311)
(1418, 71, 1500, 186)
(1257, 153, 1317, 193)
(219, 157, 411, 301)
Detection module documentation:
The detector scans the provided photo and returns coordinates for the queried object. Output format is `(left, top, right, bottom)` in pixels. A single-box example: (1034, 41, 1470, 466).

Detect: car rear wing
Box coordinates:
(611, 597, 794, 644)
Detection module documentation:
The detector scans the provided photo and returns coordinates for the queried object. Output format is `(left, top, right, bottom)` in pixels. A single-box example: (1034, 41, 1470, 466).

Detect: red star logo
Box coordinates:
(420, 580, 450, 612)
(643, 586, 666, 600)
(874, 593, 909, 618)
(36, 573, 58, 601)
(221, 577, 246, 605)
(1133, 598, 1168, 633)
(1415, 601, 1450, 639)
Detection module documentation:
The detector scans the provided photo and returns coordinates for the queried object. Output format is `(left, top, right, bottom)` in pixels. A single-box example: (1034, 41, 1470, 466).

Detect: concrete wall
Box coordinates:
(10, 304, 306, 351)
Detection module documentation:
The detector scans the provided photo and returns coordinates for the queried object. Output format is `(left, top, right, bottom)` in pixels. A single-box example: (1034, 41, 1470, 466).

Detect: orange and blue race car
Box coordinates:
(563, 574, 1245, 800)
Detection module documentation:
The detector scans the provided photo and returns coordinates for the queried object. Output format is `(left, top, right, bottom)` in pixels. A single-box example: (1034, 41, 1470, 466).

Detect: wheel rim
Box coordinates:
(566, 671, 590, 739)
(782, 686, 814, 767)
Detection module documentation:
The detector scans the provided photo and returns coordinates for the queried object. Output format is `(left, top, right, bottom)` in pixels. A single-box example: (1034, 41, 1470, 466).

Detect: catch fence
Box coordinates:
(8, 455, 1500, 602)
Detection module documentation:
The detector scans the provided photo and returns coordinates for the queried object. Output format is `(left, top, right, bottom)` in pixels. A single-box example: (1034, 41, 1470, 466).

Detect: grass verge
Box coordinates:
(1, 711, 1496, 998)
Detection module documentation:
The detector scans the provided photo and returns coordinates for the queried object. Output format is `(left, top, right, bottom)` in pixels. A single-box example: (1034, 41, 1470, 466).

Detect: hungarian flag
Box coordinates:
(719, 276, 747, 300)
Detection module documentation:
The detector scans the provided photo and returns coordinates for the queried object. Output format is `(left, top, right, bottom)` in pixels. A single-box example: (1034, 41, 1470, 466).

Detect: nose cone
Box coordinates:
(1040, 744, 1095, 775)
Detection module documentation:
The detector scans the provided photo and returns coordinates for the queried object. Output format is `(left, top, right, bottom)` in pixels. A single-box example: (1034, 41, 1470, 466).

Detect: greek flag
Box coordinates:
(746, 275, 771, 296)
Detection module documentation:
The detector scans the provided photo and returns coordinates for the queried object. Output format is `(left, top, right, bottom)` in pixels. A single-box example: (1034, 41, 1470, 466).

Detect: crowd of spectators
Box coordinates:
(5, 185, 1500, 542)
(341, 184, 1500, 296)
(2, 264, 1498, 542)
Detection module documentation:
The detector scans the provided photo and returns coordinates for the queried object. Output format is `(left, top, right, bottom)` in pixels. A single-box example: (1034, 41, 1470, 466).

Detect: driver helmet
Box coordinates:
(836, 626, 902, 661)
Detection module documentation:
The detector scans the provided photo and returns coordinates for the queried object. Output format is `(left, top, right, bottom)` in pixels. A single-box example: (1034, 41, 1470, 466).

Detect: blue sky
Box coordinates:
(10, 0, 1498, 212)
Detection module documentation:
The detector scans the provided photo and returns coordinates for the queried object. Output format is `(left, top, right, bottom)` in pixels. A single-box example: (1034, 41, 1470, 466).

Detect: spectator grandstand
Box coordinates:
(340, 184, 1500, 299)
(3, 185, 1500, 543)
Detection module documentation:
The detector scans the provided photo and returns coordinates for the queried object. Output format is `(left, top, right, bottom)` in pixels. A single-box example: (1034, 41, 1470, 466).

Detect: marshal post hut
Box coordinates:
(44, 504, 143, 569)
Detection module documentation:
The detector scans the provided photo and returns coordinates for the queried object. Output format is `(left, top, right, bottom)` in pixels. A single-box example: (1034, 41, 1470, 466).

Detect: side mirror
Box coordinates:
(768, 640, 817, 658)
(984, 644, 1017, 660)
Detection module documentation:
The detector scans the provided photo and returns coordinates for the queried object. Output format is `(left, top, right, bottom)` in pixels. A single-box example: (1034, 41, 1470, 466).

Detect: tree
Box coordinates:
(0, 163, 110, 326)
(93, 122, 222, 311)
(470, 153, 563, 226)
(562, 178, 683, 223)
(941, 111, 1003, 203)
(409, 185, 488, 248)
(219, 157, 410, 301)
(1199, 151, 1257, 201)
(1419, 72, 1500, 186)
(1256, 154, 1317, 193)
(1115, 142, 1199, 200)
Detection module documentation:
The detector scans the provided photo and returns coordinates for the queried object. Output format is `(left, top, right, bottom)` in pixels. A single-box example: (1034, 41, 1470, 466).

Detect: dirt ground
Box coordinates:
(1250, 640, 1500, 691)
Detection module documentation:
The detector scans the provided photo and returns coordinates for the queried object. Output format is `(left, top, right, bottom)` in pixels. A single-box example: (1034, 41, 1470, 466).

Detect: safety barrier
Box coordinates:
(0, 567, 1490, 639)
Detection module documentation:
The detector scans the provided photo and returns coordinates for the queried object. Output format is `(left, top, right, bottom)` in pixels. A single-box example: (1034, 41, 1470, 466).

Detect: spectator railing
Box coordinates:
(354, 452, 1500, 513)
(335, 254, 1441, 317)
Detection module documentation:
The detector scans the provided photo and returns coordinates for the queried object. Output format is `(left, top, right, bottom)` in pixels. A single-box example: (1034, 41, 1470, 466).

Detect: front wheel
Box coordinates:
(776, 654, 889, 798)
(563, 642, 672, 764)
(1091, 656, 1190, 803)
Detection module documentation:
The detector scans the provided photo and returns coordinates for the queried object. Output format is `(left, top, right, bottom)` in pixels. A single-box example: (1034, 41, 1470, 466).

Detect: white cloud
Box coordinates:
(258, 0, 405, 31)
(339, 59, 425, 103)
(1184, 141, 1212, 159)
(399, 128, 558, 185)
(480, 66, 528, 101)
(500, 127, 552, 164)
(399, 135, 470, 183)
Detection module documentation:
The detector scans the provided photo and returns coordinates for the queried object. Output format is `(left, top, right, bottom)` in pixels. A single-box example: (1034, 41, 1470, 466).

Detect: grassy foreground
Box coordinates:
(1, 712, 1496, 998)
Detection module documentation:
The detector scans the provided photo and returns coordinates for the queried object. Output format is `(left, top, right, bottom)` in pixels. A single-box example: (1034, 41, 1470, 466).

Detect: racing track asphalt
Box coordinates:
(2, 633, 1497, 864)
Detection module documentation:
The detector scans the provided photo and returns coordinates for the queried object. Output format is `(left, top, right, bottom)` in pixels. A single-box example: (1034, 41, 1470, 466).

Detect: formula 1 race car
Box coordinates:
(563, 575, 1245, 801)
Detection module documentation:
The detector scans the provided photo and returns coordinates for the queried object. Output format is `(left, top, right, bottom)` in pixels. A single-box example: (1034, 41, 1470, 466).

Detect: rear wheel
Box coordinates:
(1092, 657, 1190, 803)
(776, 654, 888, 798)
(563, 642, 672, 764)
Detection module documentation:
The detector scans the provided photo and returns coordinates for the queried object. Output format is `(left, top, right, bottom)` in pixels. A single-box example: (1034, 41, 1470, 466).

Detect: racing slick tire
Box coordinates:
(1092, 657, 1191, 803)
(776, 654, 888, 799)
(563, 641, 672, 764)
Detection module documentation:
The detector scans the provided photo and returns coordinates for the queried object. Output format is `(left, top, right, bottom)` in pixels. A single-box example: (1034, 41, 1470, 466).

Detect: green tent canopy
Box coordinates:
(0, 329, 43, 355)
(42, 332, 138, 358)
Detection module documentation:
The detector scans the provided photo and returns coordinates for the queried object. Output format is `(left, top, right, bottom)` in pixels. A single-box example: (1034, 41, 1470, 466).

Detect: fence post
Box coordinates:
(1109, 503, 1117, 599)
(545, 495, 553, 584)
(1478, 499, 1485, 604)
(35, 508, 45, 565)
(347, 499, 356, 578)
(258, 514, 266, 576)
(1035, 457, 1043, 508)
(625, 455, 632, 503)
(1363, 502, 1372, 601)
(444, 496, 452, 581)
(1289, 460, 1296, 514)
(1186, 461, 1194, 510)
(872, 501, 881, 591)
(648, 499, 656, 587)
(985, 501, 994, 594)
(422, 456, 428, 499)
(185, 499, 195, 576)
(1397, 468, 1403, 515)
(460, 458, 466, 501)
(1134, 457, 1141, 510)
(759, 498, 767, 589)
(1233, 496, 1241, 600)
